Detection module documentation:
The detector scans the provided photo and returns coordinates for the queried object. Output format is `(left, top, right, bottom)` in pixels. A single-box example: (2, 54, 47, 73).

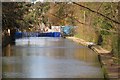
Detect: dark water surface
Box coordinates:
(2, 37, 104, 78)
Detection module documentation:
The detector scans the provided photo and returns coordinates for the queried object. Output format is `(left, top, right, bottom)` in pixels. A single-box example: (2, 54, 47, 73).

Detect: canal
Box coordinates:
(2, 37, 104, 78)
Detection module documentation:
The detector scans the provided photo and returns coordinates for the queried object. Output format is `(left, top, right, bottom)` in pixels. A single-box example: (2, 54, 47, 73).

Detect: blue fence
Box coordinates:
(15, 32, 61, 38)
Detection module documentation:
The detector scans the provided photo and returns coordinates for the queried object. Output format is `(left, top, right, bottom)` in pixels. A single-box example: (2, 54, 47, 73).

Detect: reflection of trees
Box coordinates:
(45, 48, 65, 58)
(74, 48, 97, 63)
(2, 44, 12, 56)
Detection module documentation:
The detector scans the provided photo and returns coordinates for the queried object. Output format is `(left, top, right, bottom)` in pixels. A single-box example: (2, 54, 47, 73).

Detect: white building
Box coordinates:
(51, 26, 61, 32)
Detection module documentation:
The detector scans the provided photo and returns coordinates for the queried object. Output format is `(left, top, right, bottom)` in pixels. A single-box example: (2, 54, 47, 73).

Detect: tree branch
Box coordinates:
(48, 12, 87, 25)
(73, 2, 120, 24)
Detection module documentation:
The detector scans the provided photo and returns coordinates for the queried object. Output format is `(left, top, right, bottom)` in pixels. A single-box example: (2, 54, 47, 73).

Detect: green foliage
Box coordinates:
(100, 20, 113, 35)
(100, 30, 110, 35)
(30, 2, 50, 26)
(2, 2, 50, 31)
(57, 6, 64, 17)
(93, 16, 113, 35)
(2, 2, 33, 30)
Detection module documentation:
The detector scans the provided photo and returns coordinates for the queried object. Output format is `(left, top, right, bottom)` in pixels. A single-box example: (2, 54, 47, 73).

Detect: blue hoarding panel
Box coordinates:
(15, 32, 22, 38)
(15, 32, 61, 38)
(53, 32, 61, 37)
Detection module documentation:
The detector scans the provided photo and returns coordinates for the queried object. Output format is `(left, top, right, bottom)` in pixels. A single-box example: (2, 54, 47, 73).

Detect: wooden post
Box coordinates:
(84, 11, 86, 24)
(83, 11, 86, 39)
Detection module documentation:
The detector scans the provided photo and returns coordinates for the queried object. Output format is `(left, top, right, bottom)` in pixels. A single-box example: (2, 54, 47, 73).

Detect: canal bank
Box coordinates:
(67, 37, 119, 80)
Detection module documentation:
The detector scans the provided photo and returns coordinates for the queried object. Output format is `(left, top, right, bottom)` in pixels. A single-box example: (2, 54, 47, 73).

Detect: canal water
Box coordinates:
(2, 37, 104, 78)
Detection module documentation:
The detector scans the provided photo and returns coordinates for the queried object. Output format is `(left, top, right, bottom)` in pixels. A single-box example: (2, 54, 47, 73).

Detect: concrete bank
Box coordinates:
(67, 37, 119, 80)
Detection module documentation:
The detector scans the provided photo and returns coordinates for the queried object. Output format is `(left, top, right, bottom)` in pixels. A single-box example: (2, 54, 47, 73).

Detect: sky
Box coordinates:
(32, 0, 44, 4)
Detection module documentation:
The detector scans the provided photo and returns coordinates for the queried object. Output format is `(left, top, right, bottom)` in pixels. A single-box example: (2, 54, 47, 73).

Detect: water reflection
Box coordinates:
(2, 37, 104, 78)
